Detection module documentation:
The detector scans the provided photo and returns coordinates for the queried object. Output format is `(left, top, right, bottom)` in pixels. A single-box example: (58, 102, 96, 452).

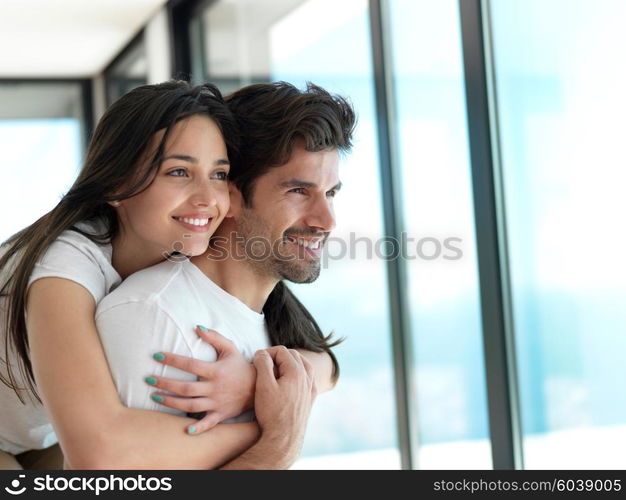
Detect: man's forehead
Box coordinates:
(265, 147, 340, 185)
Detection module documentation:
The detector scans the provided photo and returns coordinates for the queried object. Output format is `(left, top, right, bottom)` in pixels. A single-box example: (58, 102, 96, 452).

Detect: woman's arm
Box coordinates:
(26, 277, 260, 469)
(142, 333, 337, 435)
(296, 349, 336, 393)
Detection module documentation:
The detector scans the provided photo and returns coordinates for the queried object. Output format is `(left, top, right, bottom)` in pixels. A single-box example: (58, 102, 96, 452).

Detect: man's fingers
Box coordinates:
(253, 350, 278, 387)
(195, 326, 236, 357)
(186, 412, 223, 436)
(144, 375, 212, 397)
(289, 350, 315, 396)
(265, 346, 299, 378)
(301, 357, 318, 398)
(300, 353, 314, 380)
(150, 393, 213, 414)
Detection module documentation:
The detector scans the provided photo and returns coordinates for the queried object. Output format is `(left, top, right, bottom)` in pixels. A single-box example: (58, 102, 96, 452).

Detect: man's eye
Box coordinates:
(211, 171, 229, 181)
(326, 189, 337, 198)
(167, 168, 188, 177)
(290, 188, 306, 194)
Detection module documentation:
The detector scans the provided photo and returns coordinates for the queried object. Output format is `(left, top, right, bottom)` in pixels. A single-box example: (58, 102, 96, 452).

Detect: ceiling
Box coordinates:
(0, 0, 167, 78)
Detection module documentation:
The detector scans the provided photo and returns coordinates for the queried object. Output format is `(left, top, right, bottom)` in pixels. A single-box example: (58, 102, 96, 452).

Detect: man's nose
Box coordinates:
(306, 195, 336, 232)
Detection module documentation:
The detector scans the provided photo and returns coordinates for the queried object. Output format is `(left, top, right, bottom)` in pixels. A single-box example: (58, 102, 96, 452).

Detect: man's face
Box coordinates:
(232, 143, 341, 283)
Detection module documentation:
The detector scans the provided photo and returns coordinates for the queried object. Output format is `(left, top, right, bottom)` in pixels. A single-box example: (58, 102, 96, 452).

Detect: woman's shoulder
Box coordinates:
(44, 219, 111, 261)
(30, 218, 120, 303)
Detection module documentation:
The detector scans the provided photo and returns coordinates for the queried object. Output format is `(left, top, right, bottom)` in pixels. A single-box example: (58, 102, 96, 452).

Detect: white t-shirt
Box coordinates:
(95, 259, 270, 422)
(0, 221, 121, 454)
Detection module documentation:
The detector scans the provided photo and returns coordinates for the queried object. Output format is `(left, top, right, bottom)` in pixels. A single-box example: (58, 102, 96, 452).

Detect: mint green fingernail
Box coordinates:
(145, 376, 157, 386)
(151, 394, 164, 403)
(187, 426, 197, 435)
(197, 325, 209, 332)
(153, 352, 165, 361)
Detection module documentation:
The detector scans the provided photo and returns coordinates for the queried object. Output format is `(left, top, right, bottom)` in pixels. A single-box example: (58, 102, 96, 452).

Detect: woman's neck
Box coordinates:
(110, 232, 163, 279)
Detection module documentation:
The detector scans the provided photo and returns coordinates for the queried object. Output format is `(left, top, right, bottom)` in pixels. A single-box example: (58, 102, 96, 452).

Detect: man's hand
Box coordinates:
(146, 327, 256, 435)
(220, 345, 317, 469)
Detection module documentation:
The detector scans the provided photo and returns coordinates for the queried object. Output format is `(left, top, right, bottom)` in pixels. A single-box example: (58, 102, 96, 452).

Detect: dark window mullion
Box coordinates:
(369, 0, 418, 470)
(458, 0, 524, 470)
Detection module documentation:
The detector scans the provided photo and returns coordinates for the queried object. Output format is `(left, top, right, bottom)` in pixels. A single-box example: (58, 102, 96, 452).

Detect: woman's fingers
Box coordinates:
(152, 351, 212, 377)
(150, 392, 213, 414)
(185, 411, 224, 436)
(145, 375, 212, 397)
(194, 326, 237, 357)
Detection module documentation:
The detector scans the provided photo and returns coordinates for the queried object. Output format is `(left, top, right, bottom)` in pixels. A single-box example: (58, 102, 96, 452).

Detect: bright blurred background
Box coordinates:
(1, 0, 625, 469)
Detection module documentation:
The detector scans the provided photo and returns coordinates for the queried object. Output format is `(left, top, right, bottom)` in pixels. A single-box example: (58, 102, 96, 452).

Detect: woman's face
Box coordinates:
(115, 114, 230, 260)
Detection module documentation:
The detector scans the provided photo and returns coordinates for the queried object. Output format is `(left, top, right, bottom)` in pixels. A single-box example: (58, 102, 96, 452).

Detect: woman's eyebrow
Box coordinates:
(162, 154, 198, 163)
(162, 154, 230, 165)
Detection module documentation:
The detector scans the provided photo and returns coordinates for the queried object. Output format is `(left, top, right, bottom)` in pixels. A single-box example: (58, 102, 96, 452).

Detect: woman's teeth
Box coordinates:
(174, 217, 210, 226)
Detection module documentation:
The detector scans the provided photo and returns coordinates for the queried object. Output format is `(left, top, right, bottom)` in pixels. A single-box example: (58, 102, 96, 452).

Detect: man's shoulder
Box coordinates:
(96, 259, 186, 312)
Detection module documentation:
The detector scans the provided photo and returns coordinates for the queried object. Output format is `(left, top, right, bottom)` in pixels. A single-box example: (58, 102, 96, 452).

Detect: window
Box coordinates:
(169, 0, 625, 469)
(0, 82, 87, 243)
(104, 32, 148, 106)
(193, 0, 399, 468)
(490, 0, 626, 468)
(389, 0, 491, 469)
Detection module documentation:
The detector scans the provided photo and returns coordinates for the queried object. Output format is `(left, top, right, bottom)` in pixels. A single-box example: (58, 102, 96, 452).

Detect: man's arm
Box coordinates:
(27, 277, 259, 469)
(220, 346, 317, 470)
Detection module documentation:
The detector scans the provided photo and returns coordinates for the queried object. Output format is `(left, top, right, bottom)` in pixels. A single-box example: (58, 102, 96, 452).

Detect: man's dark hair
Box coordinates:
(226, 81, 356, 205)
(226, 81, 357, 383)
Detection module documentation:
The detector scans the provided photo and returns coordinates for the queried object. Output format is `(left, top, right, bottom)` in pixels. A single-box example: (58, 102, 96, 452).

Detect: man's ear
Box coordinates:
(226, 182, 244, 218)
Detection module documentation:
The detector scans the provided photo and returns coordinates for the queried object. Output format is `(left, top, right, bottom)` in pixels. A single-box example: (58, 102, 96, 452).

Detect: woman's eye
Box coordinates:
(167, 168, 188, 177)
(211, 171, 229, 181)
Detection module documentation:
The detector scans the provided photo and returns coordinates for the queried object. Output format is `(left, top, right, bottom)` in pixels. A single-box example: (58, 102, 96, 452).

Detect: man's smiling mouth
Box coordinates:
(286, 236, 323, 250)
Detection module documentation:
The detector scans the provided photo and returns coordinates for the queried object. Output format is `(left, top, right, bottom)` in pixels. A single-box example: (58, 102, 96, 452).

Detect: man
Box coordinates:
(95, 81, 356, 469)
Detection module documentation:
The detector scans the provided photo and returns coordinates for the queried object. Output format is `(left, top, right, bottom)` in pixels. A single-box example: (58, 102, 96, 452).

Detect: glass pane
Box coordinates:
(389, 0, 491, 469)
(105, 34, 147, 105)
(0, 82, 85, 243)
(197, 0, 399, 468)
(490, 0, 626, 469)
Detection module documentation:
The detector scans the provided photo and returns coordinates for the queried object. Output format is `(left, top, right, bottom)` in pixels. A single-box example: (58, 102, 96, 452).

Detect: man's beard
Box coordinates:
(234, 207, 323, 284)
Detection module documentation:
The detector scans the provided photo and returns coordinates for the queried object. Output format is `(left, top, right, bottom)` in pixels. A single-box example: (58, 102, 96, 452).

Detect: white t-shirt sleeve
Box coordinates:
(95, 299, 195, 415)
(28, 229, 119, 304)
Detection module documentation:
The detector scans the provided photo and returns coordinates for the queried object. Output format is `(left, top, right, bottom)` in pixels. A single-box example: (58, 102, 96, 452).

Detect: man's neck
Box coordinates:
(191, 240, 277, 314)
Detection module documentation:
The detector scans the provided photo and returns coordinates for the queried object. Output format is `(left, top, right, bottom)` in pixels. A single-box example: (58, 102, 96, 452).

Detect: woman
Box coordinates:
(0, 80, 334, 469)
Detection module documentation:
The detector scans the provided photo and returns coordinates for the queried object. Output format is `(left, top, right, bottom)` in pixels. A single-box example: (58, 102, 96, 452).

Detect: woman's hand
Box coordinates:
(146, 326, 256, 435)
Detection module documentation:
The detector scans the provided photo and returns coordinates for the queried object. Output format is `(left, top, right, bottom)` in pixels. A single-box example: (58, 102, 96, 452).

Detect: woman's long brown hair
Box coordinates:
(0, 80, 239, 403)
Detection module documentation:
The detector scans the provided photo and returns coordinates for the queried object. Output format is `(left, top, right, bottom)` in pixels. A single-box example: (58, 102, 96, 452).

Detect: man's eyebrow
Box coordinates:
(279, 179, 342, 191)
(162, 154, 229, 165)
(279, 179, 316, 189)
